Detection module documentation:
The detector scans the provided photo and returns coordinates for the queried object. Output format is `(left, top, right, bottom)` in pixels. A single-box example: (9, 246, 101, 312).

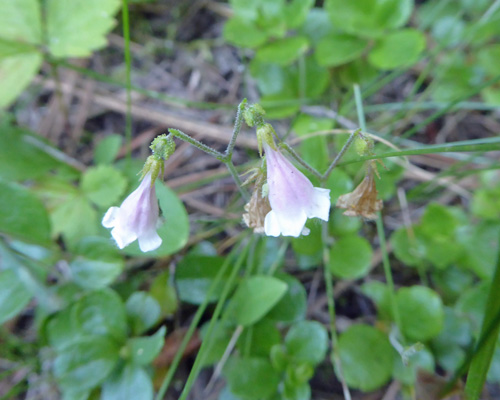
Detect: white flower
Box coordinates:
(263, 144, 331, 237)
(102, 172, 162, 252)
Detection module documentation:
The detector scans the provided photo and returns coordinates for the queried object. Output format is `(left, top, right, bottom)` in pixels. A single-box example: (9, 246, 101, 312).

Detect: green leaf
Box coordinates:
(0, 179, 51, 245)
(124, 183, 189, 257)
(223, 18, 268, 48)
(51, 193, 98, 247)
(393, 347, 435, 385)
(54, 336, 120, 391)
(285, 321, 328, 365)
(175, 255, 228, 305)
(0, 0, 42, 44)
(101, 364, 153, 400)
(459, 222, 500, 279)
(126, 292, 161, 336)
(94, 134, 123, 165)
(226, 275, 288, 326)
(329, 208, 362, 237)
(0, 125, 70, 181)
(368, 29, 426, 70)
(391, 226, 427, 267)
(316, 34, 368, 67)
(81, 165, 127, 208)
(255, 36, 309, 66)
(300, 8, 334, 44)
(328, 235, 373, 279)
(149, 270, 178, 317)
(325, 0, 413, 38)
(338, 324, 395, 391)
(224, 357, 280, 399)
(431, 16, 466, 47)
(46, 0, 121, 58)
(239, 319, 281, 358)
(420, 203, 458, 239)
(127, 326, 166, 366)
(266, 274, 307, 323)
(46, 305, 82, 351)
(397, 286, 444, 342)
(70, 237, 124, 289)
(0, 48, 42, 108)
(284, 0, 314, 28)
(74, 289, 127, 341)
(292, 222, 322, 256)
(249, 61, 287, 95)
(0, 269, 32, 324)
(361, 281, 392, 320)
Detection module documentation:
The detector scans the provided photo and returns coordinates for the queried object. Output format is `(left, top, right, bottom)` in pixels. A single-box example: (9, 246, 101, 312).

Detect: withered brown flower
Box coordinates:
(242, 170, 271, 233)
(336, 166, 382, 220)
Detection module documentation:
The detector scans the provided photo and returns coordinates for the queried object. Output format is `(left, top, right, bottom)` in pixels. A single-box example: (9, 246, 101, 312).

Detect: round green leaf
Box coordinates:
(70, 237, 124, 289)
(126, 292, 161, 336)
(391, 226, 427, 267)
(94, 134, 123, 165)
(316, 33, 368, 67)
(338, 324, 395, 391)
(224, 357, 280, 399)
(81, 165, 127, 208)
(284, 0, 314, 28)
(368, 29, 426, 70)
(255, 36, 309, 66)
(149, 270, 178, 316)
(292, 223, 322, 256)
(223, 18, 268, 48)
(285, 321, 328, 365)
(0, 179, 51, 245)
(226, 275, 288, 326)
(124, 183, 189, 257)
(266, 274, 307, 323)
(325, 0, 413, 38)
(239, 319, 281, 358)
(73, 289, 127, 341)
(397, 286, 444, 342)
(175, 255, 227, 305)
(101, 364, 153, 400)
(328, 235, 373, 279)
(329, 208, 362, 237)
(46, 0, 121, 57)
(127, 326, 166, 366)
(54, 336, 120, 392)
(0, 269, 32, 324)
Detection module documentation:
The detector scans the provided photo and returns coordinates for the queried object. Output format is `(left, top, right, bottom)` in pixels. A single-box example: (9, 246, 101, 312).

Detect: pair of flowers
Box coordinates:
(102, 138, 332, 252)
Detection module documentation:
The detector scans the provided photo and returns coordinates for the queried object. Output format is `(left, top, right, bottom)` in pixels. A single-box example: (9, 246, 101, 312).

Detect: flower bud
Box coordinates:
(354, 133, 374, 157)
(243, 103, 266, 127)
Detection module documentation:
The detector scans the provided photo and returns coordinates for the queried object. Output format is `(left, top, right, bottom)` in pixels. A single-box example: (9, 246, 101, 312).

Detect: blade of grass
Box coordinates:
(121, 0, 132, 163)
(464, 238, 500, 400)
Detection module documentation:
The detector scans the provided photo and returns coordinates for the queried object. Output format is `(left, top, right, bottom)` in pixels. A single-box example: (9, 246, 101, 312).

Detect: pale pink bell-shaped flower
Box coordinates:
(264, 143, 331, 237)
(102, 171, 162, 252)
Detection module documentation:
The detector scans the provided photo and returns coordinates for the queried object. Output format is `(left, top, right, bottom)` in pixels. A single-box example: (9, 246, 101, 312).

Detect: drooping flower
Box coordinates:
(263, 143, 331, 237)
(336, 164, 382, 219)
(102, 171, 162, 252)
(102, 134, 175, 253)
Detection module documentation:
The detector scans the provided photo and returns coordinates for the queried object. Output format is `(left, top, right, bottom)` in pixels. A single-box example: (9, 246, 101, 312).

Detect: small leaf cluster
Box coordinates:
(223, 0, 426, 118)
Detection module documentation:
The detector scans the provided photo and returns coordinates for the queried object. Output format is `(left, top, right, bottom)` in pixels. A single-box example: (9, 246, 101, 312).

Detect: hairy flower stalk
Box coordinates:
(257, 124, 331, 237)
(102, 134, 175, 252)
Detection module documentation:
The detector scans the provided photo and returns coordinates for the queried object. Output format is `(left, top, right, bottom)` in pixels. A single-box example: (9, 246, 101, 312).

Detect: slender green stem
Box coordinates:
(154, 245, 241, 400)
(322, 129, 359, 180)
(322, 223, 352, 400)
(225, 161, 250, 200)
(224, 99, 247, 159)
(376, 213, 403, 339)
(168, 128, 225, 161)
(121, 0, 132, 163)
(280, 143, 322, 180)
(178, 239, 253, 400)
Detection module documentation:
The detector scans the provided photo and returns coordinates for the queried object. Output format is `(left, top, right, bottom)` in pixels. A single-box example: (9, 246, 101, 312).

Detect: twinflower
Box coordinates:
(263, 141, 331, 237)
(102, 134, 175, 252)
(102, 171, 162, 252)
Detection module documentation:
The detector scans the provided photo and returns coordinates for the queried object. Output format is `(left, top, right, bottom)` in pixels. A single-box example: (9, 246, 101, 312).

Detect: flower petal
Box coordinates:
(264, 210, 281, 237)
(111, 225, 138, 249)
(306, 187, 331, 221)
(138, 229, 162, 252)
(102, 207, 119, 228)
